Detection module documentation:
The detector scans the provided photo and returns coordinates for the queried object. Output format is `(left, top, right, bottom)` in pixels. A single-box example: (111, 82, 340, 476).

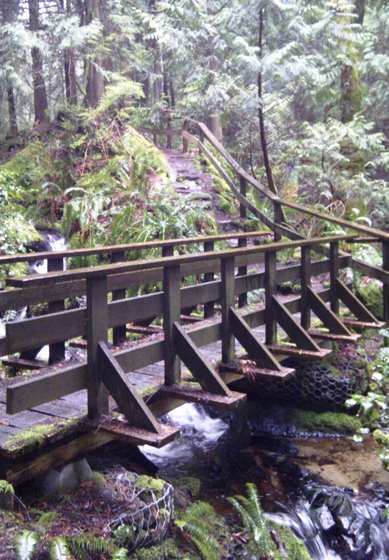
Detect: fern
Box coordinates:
(67, 534, 117, 559)
(15, 531, 39, 560)
(228, 483, 273, 557)
(49, 537, 69, 560)
(175, 502, 223, 560)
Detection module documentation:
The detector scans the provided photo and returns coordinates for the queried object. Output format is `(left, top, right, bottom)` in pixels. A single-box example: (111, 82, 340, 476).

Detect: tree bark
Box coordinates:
(84, 0, 104, 107)
(64, 52, 78, 105)
(7, 86, 18, 136)
(28, 0, 49, 123)
(257, 7, 277, 195)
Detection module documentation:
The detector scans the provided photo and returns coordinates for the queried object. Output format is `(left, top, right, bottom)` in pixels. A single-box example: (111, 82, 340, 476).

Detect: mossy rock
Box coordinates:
(175, 477, 201, 498)
(373, 429, 389, 447)
(135, 475, 167, 497)
(288, 408, 362, 434)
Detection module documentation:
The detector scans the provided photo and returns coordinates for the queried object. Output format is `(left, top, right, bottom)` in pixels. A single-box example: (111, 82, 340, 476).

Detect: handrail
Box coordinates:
(184, 119, 389, 241)
(0, 231, 269, 266)
(7, 234, 356, 288)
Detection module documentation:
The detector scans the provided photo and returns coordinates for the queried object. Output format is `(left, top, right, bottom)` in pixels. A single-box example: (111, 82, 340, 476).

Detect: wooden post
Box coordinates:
(162, 245, 174, 258)
(163, 264, 181, 385)
(238, 177, 248, 308)
(87, 275, 109, 418)
(203, 240, 215, 318)
(221, 256, 235, 363)
(383, 240, 389, 323)
(183, 121, 189, 153)
(265, 250, 277, 344)
(48, 257, 65, 364)
(274, 202, 282, 242)
(166, 111, 172, 149)
(300, 245, 312, 330)
(330, 241, 340, 314)
(111, 251, 127, 345)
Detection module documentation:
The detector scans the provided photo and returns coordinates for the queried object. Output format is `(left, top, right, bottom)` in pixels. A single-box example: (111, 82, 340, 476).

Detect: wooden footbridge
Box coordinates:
(0, 120, 387, 485)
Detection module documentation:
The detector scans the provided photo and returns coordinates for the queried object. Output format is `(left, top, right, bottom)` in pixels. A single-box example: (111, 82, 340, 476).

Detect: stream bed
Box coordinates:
(140, 402, 389, 560)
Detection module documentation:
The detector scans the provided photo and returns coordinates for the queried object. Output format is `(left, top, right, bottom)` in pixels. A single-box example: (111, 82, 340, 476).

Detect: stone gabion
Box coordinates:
(236, 358, 368, 410)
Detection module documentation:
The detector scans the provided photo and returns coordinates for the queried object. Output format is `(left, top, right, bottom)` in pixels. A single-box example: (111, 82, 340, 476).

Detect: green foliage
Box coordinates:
(0, 480, 14, 495)
(91, 77, 144, 121)
(15, 531, 39, 560)
(134, 539, 181, 560)
(346, 338, 389, 468)
(356, 278, 383, 319)
(228, 483, 273, 557)
(67, 534, 118, 559)
(15, 531, 69, 560)
(289, 408, 362, 434)
(175, 501, 224, 560)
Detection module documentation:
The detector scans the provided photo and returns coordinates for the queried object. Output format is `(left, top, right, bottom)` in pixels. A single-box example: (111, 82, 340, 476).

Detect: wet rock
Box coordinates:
(315, 504, 336, 532)
(58, 463, 78, 492)
(74, 458, 93, 482)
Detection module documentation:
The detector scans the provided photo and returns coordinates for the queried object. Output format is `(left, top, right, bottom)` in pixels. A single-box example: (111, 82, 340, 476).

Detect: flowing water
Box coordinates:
(140, 402, 389, 560)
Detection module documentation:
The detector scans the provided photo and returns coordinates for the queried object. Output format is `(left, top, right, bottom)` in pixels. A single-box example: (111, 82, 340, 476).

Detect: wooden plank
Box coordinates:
(307, 287, 351, 335)
(229, 307, 283, 371)
(218, 361, 294, 380)
(300, 245, 311, 330)
(267, 345, 331, 360)
(330, 242, 340, 314)
(88, 416, 179, 448)
(173, 322, 230, 396)
(47, 257, 65, 364)
(350, 258, 388, 285)
(341, 318, 386, 331)
(265, 251, 277, 344)
(5, 431, 114, 485)
(6, 365, 87, 414)
(336, 279, 380, 322)
(159, 384, 246, 409)
(111, 251, 127, 345)
(163, 265, 181, 385)
(308, 329, 360, 343)
(0, 231, 269, 266)
(7, 235, 356, 288)
(98, 342, 160, 433)
(204, 240, 215, 318)
(86, 276, 109, 418)
(273, 296, 320, 351)
(2, 357, 46, 370)
(221, 257, 235, 363)
(115, 339, 165, 374)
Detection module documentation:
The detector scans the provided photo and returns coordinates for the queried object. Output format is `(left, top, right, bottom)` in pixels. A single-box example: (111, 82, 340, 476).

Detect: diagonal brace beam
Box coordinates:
(273, 296, 320, 351)
(336, 279, 379, 323)
(98, 341, 160, 434)
(173, 322, 230, 396)
(229, 307, 283, 371)
(307, 287, 351, 335)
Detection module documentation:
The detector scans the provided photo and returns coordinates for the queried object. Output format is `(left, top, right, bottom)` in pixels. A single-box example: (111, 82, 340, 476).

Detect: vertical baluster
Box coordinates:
(163, 264, 181, 385)
(48, 256, 65, 364)
(238, 177, 248, 308)
(265, 250, 277, 344)
(111, 251, 127, 345)
(162, 245, 174, 258)
(274, 202, 283, 242)
(383, 240, 389, 323)
(87, 275, 109, 418)
(203, 240, 215, 318)
(330, 241, 340, 314)
(300, 245, 312, 330)
(221, 256, 235, 363)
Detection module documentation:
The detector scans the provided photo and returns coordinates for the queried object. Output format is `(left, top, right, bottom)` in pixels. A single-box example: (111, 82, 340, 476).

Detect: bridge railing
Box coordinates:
(3, 233, 365, 419)
(181, 118, 389, 322)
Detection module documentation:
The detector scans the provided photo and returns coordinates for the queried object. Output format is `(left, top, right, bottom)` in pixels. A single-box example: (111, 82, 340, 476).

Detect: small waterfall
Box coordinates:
(30, 231, 67, 275)
(140, 403, 228, 471)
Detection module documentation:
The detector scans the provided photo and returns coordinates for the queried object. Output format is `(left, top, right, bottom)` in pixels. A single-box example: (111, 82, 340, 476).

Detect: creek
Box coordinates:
(140, 402, 389, 560)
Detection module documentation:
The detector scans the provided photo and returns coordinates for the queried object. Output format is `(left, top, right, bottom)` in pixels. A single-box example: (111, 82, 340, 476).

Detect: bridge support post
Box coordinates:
(163, 264, 181, 385)
(203, 240, 215, 318)
(383, 240, 389, 323)
(221, 256, 235, 363)
(330, 242, 340, 314)
(265, 251, 277, 344)
(238, 177, 248, 308)
(87, 275, 109, 418)
(111, 251, 127, 345)
(300, 245, 311, 330)
(48, 257, 65, 364)
(274, 202, 283, 242)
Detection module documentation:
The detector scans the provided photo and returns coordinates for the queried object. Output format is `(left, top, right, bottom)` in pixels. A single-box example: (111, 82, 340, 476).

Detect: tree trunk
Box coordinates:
(257, 8, 277, 195)
(7, 87, 18, 136)
(28, 0, 49, 123)
(64, 51, 78, 105)
(84, 0, 104, 107)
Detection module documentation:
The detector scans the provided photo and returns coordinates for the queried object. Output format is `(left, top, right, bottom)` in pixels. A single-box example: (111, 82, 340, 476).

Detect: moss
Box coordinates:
(356, 279, 383, 319)
(3, 417, 84, 454)
(270, 524, 311, 560)
(288, 408, 362, 434)
(91, 471, 106, 487)
(0, 480, 14, 495)
(134, 538, 182, 560)
(135, 475, 166, 496)
(175, 477, 201, 498)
